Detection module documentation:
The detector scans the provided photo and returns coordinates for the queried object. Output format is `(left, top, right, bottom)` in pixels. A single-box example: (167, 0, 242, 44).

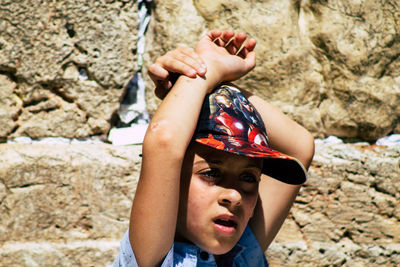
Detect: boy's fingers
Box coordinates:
(179, 47, 204, 65)
(225, 32, 247, 55)
(164, 56, 200, 77)
(153, 52, 198, 78)
(212, 37, 225, 47)
(233, 32, 247, 51)
(221, 30, 235, 44)
(243, 50, 256, 70)
(161, 48, 205, 77)
(223, 37, 236, 54)
(208, 29, 222, 41)
(209, 30, 253, 57)
(148, 63, 170, 83)
(244, 38, 257, 52)
(204, 29, 224, 47)
(238, 38, 257, 58)
(177, 47, 207, 75)
(210, 29, 234, 47)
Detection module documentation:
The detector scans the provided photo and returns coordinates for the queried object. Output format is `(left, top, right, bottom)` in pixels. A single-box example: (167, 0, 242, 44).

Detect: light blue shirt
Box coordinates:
(111, 226, 269, 266)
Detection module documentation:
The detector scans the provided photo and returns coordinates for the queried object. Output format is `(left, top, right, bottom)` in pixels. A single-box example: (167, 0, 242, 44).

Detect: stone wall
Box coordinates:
(0, 0, 138, 139)
(0, 144, 141, 266)
(149, 0, 400, 142)
(0, 143, 399, 266)
(1, 0, 399, 142)
(1, 1, 400, 266)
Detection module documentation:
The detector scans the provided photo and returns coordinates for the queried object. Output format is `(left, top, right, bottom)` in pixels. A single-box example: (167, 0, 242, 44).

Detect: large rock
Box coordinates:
(0, 144, 140, 244)
(147, 0, 400, 141)
(0, 143, 141, 266)
(1, 0, 399, 141)
(302, 1, 400, 141)
(0, 75, 21, 141)
(0, 0, 138, 138)
(268, 143, 400, 266)
(0, 143, 399, 266)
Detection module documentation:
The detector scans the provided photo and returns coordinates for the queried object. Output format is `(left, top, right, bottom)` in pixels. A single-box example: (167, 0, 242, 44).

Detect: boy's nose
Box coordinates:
(218, 187, 242, 207)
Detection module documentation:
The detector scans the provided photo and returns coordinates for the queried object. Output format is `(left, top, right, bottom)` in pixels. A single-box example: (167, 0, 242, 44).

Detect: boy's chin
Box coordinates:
(210, 246, 236, 256)
(198, 237, 239, 256)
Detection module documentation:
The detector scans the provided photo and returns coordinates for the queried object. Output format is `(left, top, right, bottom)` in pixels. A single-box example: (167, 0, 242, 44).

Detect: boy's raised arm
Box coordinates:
(245, 91, 315, 251)
(129, 30, 256, 267)
(245, 94, 315, 169)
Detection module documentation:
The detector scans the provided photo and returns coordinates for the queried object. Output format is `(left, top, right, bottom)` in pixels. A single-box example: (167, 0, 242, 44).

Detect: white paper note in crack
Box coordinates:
(108, 124, 148, 146)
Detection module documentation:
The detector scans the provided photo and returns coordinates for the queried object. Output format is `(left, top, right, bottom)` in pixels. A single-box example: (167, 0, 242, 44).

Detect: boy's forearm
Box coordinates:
(145, 73, 219, 155)
(246, 94, 315, 169)
(246, 91, 314, 251)
(251, 178, 301, 251)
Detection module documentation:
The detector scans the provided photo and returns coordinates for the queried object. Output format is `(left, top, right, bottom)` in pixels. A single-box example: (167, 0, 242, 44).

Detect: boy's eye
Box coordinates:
(240, 173, 258, 184)
(200, 169, 221, 179)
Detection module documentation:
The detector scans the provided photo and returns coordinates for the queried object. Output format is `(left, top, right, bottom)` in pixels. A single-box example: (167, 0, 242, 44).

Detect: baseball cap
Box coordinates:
(193, 83, 307, 185)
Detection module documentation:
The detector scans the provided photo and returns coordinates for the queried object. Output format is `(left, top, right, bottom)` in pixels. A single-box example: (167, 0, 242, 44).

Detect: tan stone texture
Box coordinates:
(147, 0, 400, 141)
(1, 0, 399, 141)
(268, 143, 400, 266)
(0, 144, 141, 266)
(1, 1, 400, 266)
(0, 75, 21, 140)
(0, 143, 399, 266)
(0, 0, 138, 139)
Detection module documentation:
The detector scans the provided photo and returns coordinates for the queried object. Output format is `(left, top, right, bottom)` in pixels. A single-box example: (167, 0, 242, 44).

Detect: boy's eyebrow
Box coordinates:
(246, 164, 262, 169)
(208, 159, 223, 164)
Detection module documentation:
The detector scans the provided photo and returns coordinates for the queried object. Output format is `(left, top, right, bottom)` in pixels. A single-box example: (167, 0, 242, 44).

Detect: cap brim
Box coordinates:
(195, 136, 307, 185)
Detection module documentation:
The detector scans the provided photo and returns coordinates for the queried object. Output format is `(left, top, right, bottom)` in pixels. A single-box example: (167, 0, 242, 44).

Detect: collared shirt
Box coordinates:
(111, 226, 269, 266)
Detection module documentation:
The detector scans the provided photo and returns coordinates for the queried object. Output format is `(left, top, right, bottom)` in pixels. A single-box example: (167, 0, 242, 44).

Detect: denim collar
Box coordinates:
(173, 241, 244, 266)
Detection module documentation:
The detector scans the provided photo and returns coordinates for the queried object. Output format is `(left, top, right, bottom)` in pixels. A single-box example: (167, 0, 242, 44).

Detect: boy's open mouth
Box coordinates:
(213, 218, 238, 228)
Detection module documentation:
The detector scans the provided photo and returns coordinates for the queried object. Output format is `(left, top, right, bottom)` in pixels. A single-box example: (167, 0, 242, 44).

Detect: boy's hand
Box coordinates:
(148, 29, 256, 98)
(195, 29, 256, 84)
(148, 46, 207, 99)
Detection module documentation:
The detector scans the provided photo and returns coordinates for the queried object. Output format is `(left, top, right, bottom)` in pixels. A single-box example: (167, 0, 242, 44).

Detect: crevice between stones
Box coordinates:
(377, 50, 400, 79)
(0, 67, 18, 82)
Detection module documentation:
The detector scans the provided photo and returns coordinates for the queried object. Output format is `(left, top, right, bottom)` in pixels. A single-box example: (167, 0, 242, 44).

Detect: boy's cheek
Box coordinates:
(243, 195, 259, 218)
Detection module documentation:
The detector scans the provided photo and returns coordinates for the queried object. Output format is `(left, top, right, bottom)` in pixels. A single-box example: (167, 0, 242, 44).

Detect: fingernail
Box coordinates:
(198, 67, 206, 74)
(188, 69, 196, 76)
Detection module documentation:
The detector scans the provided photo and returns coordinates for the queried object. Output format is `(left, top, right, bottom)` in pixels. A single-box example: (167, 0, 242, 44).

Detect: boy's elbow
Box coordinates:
(300, 131, 315, 170)
(142, 122, 186, 160)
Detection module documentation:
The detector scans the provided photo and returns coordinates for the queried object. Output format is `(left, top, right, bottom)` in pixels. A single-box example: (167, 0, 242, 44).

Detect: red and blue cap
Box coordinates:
(193, 84, 307, 185)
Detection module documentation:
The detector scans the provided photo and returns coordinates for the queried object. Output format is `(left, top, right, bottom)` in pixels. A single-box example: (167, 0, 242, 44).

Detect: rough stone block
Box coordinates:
(0, 143, 399, 266)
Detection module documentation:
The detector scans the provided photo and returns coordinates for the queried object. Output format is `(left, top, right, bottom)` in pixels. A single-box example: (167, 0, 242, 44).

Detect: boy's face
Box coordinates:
(176, 143, 262, 255)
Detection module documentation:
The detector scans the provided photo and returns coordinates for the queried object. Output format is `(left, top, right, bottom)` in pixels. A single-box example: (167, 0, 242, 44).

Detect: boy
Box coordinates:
(112, 30, 314, 266)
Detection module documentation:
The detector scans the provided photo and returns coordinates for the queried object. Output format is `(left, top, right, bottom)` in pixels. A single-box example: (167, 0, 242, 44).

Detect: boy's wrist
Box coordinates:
(202, 57, 224, 83)
(177, 64, 221, 93)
